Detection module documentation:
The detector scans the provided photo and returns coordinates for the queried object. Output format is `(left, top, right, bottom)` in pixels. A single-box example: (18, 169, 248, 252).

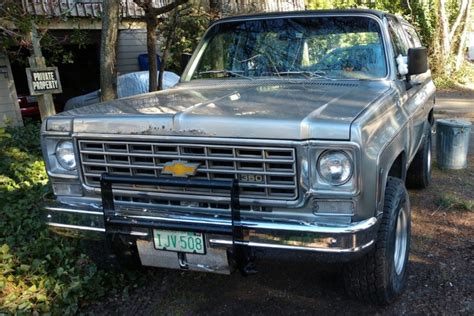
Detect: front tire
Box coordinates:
(406, 124, 432, 189)
(344, 177, 411, 304)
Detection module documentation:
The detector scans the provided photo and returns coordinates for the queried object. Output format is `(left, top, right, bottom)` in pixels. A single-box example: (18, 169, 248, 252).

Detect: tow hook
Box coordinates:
(236, 247, 258, 276)
(178, 253, 220, 273)
(241, 260, 258, 275)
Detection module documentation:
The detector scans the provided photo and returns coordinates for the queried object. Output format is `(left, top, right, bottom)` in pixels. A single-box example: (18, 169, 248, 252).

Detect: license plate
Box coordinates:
(153, 229, 206, 254)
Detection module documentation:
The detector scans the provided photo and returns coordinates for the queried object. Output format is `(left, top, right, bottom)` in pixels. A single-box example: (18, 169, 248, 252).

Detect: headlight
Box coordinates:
(317, 150, 353, 185)
(55, 141, 76, 171)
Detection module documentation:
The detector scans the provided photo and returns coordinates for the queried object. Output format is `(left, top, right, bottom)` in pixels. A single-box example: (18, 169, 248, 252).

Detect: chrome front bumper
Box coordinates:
(43, 198, 378, 257)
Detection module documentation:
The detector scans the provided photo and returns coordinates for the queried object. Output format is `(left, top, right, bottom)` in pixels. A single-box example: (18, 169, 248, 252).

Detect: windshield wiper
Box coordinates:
(198, 70, 254, 80)
(273, 70, 334, 80)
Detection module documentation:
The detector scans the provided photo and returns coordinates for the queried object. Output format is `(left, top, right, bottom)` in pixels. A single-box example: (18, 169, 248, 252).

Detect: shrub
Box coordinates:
(0, 122, 140, 314)
(434, 61, 474, 89)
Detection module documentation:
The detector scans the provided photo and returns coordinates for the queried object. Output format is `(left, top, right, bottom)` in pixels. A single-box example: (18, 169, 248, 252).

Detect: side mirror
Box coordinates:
(408, 47, 428, 75)
(180, 53, 192, 74)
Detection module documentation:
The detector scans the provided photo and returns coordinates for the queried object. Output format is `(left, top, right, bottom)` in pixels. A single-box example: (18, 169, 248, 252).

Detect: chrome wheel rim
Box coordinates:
(394, 207, 408, 275)
(427, 140, 432, 174)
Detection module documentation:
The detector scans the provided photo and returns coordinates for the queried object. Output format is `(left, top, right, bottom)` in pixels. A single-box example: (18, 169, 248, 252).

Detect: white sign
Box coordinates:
(26, 67, 62, 95)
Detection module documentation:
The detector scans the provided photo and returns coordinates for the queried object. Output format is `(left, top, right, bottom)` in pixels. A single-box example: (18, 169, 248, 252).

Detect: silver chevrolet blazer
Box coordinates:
(41, 9, 435, 304)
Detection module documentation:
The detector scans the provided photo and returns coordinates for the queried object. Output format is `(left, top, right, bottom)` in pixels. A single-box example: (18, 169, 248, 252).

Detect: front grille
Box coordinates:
(114, 195, 270, 212)
(78, 140, 298, 200)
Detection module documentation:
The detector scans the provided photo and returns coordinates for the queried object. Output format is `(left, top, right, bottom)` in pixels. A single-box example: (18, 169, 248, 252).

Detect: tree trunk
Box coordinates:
(135, 0, 188, 92)
(448, 0, 469, 43)
(209, 0, 220, 10)
(438, 0, 451, 74)
(146, 15, 158, 92)
(209, 0, 220, 17)
(455, 0, 472, 71)
(158, 6, 180, 90)
(100, 0, 119, 101)
(157, 47, 166, 91)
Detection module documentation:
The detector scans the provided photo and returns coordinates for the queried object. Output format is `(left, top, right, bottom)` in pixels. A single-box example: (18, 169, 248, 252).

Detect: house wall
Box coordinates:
(117, 29, 161, 74)
(0, 52, 23, 127)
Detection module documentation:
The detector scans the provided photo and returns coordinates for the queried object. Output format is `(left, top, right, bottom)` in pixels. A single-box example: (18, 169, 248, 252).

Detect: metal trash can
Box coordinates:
(436, 119, 472, 169)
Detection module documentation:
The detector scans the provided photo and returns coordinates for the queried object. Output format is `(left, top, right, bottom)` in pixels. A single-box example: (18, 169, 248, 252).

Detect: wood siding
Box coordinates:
(117, 30, 161, 74)
(0, 53, 23, 127)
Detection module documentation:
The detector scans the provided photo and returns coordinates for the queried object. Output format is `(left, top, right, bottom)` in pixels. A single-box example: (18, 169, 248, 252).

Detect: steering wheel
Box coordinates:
(238, 53, 275, 77)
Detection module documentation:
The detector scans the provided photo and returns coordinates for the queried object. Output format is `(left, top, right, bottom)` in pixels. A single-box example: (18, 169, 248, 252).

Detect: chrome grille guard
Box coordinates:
(100, 173, 255, 275)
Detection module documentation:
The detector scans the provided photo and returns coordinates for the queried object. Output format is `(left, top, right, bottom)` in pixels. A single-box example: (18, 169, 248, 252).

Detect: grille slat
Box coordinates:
(81, 161, 296, 176)
(78, 140, 297, 200)
(115, 195, 267, 212)
(80, 150, 294, 163)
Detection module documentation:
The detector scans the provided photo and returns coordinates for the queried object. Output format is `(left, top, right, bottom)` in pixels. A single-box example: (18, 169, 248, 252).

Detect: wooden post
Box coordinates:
(28, 25, 56, 120)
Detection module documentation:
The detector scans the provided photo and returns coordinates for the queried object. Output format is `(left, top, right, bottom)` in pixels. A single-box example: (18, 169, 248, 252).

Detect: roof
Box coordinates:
(22, 0, 172, 19)
(215, 9, 387, 23)
(22, 0, 306, 19)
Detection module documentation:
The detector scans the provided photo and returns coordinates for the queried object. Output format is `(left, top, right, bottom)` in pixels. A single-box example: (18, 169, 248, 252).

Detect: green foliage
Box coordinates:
(0, 122, 142, 314)
(38, 32, 75, 65)
(70, 28, 90, 50)
(435, 193, 474, 211)
(307, 0, 362, 10)
(0, 1, 33, 49)
(434, 73, 458, 89)
(452, 61, 474, 86)
(306, 0, 437, 46)
(160, 6, 211, 73)
(434, 61, 474, 89)
(305, 0, 473, 83)
(1, 0, 93, 66)
(306, 0, 336, 9)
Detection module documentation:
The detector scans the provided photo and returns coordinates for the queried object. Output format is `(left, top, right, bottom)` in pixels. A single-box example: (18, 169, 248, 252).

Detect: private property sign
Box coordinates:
(26, 67, 62, 95)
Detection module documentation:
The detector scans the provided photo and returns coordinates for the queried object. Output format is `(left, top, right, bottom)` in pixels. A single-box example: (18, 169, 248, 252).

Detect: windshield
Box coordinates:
(188, 16, 387, 81)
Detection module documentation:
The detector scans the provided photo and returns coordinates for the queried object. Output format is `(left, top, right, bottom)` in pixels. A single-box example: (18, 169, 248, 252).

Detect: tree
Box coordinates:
(436, 0, 471, 74)
(100, 0, 120, 101)
(1, 1, 88, 65)
(158, 5, 211, 73)
(133, 0, 189, 92)
(454, 0, 472, 71)
(157, 5, 179, 90)
(305, 0, 473, 76)
(0, 2, 53, 121)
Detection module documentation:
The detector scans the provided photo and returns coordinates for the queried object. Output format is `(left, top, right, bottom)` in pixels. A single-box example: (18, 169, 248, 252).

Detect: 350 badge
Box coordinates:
(239, 174, 264, 183)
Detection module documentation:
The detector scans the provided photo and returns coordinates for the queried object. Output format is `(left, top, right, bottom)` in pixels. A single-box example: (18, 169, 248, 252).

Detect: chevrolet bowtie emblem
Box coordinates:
(161, 160, 200, 177)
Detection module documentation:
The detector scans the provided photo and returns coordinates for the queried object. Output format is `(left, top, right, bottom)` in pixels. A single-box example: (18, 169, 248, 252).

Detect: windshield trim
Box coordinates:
(181, 13, 390, 83)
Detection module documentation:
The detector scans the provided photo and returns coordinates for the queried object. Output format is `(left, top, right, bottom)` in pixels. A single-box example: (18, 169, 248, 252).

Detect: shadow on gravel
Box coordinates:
(84, 154, 473, 315)
(83, 237, 473, 315)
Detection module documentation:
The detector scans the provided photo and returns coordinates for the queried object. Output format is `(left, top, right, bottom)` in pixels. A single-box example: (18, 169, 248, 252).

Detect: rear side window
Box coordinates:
(403, 25, 422, 48)
(387, 17, 408, 56)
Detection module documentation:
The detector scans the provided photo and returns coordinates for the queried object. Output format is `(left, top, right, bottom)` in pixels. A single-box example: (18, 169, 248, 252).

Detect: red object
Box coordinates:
(18, 95, 41, 119)
(17, 95, 64, 120)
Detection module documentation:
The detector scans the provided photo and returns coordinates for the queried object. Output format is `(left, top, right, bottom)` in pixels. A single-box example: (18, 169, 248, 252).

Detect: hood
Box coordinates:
(63, 80, 391, 140)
